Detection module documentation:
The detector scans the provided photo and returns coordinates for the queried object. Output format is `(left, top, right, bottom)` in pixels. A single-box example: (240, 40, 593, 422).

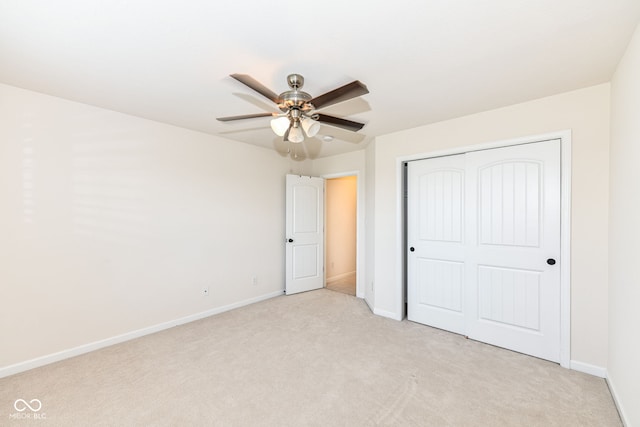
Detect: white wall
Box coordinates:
(608, 22, 640, 427)
(0, 84, 290, 371)
(373, 84, 611, 370)
(312, 150, 366, 299)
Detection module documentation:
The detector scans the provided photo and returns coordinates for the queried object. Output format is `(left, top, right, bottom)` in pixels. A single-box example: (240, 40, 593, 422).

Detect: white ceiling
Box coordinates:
(1, 1, 639, 159)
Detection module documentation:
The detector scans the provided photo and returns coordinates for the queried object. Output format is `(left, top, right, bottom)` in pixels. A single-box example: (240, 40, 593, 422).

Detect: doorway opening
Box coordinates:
(325, 175, 357, 296)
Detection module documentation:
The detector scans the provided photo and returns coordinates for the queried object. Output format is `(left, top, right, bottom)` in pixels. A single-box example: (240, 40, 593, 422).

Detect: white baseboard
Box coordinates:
(364, 296, 374, 313)
(606, 375, 629, 427)
(326, 270, 356, 285)
(570, 360, 607, 378)
(373, 307, 402, 321)
(0, 289, 285, 379)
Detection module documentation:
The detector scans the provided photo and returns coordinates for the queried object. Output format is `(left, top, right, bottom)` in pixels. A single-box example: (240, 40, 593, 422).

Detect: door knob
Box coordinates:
(410, 247, 415, 252)
(547, 258, 556, 265)
(288, 238, 294, 243)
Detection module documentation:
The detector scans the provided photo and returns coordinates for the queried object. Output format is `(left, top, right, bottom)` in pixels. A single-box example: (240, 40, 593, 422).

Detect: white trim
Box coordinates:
(374, 307, 403, 321)
(570, 360, 607, 378)
(559, 132, 572, 369)
(607, 376, 630, 427)
(326, 270, 357, 284)
(321, 171, 360, 180)
(364, 293, 375, 313)
(0, 290, 284, 379)
(396, 158, 406, 319)
(398, 130, 572, 368)
(396, 130, 570, 164)
(322, 171, 365, 299)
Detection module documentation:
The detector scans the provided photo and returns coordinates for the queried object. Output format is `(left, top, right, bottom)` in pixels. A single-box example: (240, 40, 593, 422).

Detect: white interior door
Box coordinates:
(407, 139, 561, 362)
(285, 174, 324, 295)
(465, 140, 561, 362)
(408, 154, 466, 334)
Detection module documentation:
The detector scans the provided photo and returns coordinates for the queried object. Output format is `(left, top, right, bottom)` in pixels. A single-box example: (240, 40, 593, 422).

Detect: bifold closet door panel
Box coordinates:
(407, 154, 466, 334)
(465, 139, 561, 362)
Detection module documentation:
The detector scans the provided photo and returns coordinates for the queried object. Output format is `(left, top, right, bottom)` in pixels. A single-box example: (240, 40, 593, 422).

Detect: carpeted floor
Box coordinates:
(0, 289, 621, 426)
(326, 272, 356, 296)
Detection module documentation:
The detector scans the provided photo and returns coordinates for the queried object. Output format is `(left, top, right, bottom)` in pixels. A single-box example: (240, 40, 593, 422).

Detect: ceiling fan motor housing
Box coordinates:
(278, 92, 312, 111)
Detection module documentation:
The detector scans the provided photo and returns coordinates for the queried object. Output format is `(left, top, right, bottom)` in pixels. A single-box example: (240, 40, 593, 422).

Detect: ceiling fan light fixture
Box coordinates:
(288, 125, 304, 143)
(301, 117, 320, 137)
(270, 116, 290, 136)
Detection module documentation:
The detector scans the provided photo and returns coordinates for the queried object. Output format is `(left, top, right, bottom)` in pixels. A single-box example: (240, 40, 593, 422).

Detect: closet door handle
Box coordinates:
(288, 238, 294, 243)
(410, 247, 415, 252)
(547, 258, 556, 265)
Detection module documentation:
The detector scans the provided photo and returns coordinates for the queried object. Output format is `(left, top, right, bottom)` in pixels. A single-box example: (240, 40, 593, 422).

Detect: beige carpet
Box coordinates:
(326, 272, 356, 296)
(0, 290, 621, 426)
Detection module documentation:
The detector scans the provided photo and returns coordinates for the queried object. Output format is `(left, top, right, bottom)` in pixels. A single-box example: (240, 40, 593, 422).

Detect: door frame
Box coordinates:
(397, 130, 572, 368)
(322, 171, 364, 298)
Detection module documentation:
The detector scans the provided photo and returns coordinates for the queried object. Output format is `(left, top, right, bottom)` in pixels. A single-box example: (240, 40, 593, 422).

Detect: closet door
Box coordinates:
(407, 154, 466, 334)
(407, 139, 561, 362)
(465, 140, 561, 362)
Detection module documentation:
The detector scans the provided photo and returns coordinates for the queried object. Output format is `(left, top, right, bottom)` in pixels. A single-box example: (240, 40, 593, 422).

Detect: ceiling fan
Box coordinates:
(217, 73, 369, 143)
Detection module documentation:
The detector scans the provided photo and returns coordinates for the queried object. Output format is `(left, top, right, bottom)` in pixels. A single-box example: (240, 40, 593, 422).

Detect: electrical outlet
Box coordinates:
(202, 287, 209, 296)
(252, 276, 257, 286)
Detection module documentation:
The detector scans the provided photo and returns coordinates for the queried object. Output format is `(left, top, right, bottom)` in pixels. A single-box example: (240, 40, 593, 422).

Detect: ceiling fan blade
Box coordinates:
(309, 80, 369, 110)
(230, 74, 280, 104)
(315, 114, 366, 132)
(217, 112, 275, 122)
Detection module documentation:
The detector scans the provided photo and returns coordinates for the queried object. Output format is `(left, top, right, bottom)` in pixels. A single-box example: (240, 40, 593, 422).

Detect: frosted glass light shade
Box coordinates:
(301, 117, 320, 137)
(288, 126, 304, 143)
(270, 117, 290, 136)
